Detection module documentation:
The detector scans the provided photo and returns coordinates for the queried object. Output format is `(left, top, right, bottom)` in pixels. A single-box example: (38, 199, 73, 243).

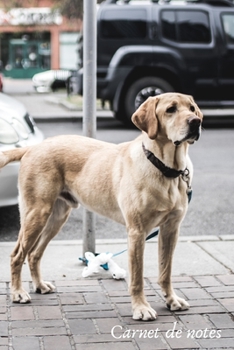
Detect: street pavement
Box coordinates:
(1, 79, 234, 349)
(1, 235, 234, 349)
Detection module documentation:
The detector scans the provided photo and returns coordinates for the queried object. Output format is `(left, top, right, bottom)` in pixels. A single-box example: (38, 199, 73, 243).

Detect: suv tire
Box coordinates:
(124, 77, 174, 125)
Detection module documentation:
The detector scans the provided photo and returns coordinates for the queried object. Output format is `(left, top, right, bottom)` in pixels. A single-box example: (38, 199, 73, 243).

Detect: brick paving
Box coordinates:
(0, 275, 234, 349)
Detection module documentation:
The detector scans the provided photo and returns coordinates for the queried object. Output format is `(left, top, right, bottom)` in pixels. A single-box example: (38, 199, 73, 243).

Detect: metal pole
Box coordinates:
(82, 0, 97, 255)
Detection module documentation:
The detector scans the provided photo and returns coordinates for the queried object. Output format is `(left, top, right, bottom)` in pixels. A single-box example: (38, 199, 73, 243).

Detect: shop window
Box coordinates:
(60, 32, 79, 70)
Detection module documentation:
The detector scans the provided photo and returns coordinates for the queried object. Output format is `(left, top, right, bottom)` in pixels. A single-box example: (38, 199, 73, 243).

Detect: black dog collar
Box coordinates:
(142, 143, 189, 179)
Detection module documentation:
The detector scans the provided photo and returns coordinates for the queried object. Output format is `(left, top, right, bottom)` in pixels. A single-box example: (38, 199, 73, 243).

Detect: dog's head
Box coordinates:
(132, 93, 203, 145)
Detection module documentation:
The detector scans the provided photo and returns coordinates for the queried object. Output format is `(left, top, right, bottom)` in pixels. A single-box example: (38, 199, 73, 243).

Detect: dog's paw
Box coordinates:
(133, 303, 157, 321)
(11, 289, 31, 304)
(166, 295, 190, 311)
(35, 281, 56, 294)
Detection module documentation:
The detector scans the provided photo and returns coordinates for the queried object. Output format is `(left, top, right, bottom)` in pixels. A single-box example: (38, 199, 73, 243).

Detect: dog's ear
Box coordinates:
(131, 96, 159, 139)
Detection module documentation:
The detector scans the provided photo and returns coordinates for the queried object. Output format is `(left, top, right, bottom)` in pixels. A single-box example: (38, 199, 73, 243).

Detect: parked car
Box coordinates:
(74, 0, 234, 124)
(0, 93, 44, 207)
(32, 69, 72, 93)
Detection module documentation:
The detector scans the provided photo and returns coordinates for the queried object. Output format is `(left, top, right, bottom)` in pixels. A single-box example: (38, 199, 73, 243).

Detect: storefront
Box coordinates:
(0, 4, 81, 78)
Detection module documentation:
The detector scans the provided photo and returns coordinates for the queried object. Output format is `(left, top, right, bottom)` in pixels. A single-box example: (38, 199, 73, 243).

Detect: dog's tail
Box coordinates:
(0, 147, 29, 169)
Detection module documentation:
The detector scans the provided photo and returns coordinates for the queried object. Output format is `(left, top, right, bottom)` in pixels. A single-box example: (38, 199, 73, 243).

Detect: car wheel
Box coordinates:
(124, 77, 174, 125)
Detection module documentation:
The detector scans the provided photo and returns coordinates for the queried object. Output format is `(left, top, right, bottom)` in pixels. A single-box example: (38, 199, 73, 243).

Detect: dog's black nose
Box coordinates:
(187, 116, 201, 131)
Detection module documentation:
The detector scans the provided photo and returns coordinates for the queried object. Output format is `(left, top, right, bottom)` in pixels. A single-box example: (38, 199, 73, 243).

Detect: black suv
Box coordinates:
(76, 0, 234, 124)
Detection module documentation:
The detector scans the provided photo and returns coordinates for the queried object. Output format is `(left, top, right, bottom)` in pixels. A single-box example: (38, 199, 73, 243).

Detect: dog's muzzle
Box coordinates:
(187, 115, 201, 142)
(174, 115, 202, 146)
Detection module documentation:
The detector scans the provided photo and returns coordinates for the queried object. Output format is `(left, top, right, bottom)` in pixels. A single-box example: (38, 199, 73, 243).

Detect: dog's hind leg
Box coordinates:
(27, 199, 72, 295)
(11, 202, 55, 303)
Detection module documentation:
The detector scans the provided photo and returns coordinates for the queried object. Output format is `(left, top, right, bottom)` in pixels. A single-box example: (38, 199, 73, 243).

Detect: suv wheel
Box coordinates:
(124, 77, 174, 125)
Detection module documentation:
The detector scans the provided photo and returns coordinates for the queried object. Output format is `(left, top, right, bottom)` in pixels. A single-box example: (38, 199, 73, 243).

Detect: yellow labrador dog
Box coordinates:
(0, 93, 202, 321)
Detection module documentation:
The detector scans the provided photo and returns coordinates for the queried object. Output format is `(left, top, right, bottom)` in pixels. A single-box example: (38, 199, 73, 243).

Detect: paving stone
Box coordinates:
(76, 342, 135, 350)
(180, 288, 211, 300)
(66, 310, 116, 319)
(0, 306, 6, 315)
(218, 328, 234, 337)
(217, 275, 234, 285)
(171, 282, 199, 289)
(73, 334, 133, 343)
(29, 294, 58, 305)
(149, 276, 193, 283)
(43, 335, 72, 350)
(12, 337, 40, 350)
(95, 318, 125, 334)
(12, 326, 67, 336)
(11, 319, 64, 329)
(29, 299, 59, 306)
(63, 304, 113, 312)
(122, 315, 177, 326)
(208, 313, 234, 329)
(188, 299, 219, 307)
(83, 291, 109, 304)
(178, 314, 213, 330)
(56, 285, 102, 293)
(68, 318, 97, 334)
(128, 322, 183, 332)
(210, 291, 234, 298)
(0, 338, 8, 346)
(162, 331, 200, 349)
(60, 293, 84, 305)
(36, 305, 62, 319)
(135, 336, 169, 350)
(205, 285, 234, 293)
(193, 276, 222, 287)
(198, 337, 234, 348)
(115, 303, 132, 317)
(0, 296, 6, 305)
(101, 279, 127, 291)
(55, 280, 100, 286)
(107, 290, 130, 297)
(11, 306, 35, 320)
(0, 290, 7, 296)
(110, 296, 132, 303)
(0, 322, 7, 337)
(175, 305, 225, 315)
(11, 319, 67, 336)
(218, 298, 234, 312)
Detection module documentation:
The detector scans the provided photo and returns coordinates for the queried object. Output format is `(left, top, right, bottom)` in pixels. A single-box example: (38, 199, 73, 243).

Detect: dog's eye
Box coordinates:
(166, 106, 177, 114)
(190, 105, 195, 112)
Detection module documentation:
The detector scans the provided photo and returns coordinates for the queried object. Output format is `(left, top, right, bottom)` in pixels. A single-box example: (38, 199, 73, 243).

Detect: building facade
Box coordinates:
(0, 0, 82, 78)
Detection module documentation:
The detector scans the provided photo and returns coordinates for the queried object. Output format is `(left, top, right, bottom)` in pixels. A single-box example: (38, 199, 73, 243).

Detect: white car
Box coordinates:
(32, 70, 72, 93)
(0, 93, 44, 207)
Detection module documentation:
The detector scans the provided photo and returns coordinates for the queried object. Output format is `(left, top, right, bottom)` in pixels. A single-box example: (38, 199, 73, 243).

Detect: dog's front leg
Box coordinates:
(158, 219, 189, 311)
(128, 229, 157, 321)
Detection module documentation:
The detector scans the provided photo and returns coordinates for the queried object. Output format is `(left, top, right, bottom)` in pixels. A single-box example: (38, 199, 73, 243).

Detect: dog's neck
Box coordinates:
(143, 135, 189, 172)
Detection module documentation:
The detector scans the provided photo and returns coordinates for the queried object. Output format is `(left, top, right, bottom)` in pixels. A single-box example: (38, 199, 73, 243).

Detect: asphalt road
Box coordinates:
(0, 80, 234, 242)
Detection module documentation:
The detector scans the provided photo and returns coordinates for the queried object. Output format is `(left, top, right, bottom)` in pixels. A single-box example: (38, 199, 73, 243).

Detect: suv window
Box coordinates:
(222, 13, 234, 44)
(161, 10, 211, 43)
(100, 9, 147, 39)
